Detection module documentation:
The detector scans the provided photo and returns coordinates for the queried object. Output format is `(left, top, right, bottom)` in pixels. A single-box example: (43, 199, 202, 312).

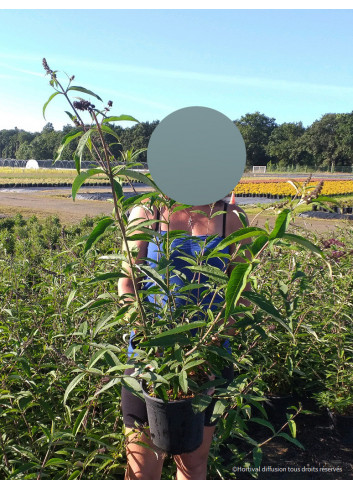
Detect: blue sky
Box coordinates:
(1, 8, 353, 132)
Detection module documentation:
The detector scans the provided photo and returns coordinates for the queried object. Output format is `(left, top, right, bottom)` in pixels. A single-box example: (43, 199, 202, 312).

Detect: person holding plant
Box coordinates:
(118, 196, 251, 480)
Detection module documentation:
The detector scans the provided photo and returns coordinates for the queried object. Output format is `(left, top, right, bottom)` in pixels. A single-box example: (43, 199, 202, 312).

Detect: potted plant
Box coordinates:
(314, 388, 353, 446)
(42, 60, 332, 456)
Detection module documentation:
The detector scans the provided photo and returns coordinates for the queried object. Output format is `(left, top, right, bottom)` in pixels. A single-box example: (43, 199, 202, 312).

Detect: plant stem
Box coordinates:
(91, 111, 148, 334)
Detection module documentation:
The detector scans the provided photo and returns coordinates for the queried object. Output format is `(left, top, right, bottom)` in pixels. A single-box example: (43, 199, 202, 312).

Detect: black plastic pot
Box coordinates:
(142, 386, 205, 455)
(264, 394, 296, 428)
(328, 409, 353, 446)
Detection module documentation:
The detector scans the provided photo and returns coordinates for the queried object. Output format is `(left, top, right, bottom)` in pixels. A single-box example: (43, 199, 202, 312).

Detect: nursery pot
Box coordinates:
(264, 394, 296, 428)
(328, 409, 353, 446)
(142, 386, 205, 455)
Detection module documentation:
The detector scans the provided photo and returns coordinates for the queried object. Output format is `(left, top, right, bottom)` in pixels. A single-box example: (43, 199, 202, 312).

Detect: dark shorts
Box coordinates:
(121, 364, 234, 428)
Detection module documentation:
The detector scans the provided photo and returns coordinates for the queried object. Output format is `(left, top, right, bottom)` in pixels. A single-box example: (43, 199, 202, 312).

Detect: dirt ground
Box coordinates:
(0, 187, 352, 237)
(227, 408, 353, 480)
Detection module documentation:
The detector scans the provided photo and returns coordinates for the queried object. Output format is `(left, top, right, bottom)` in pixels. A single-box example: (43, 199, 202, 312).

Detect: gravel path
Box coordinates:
(0, 186, 352, 235)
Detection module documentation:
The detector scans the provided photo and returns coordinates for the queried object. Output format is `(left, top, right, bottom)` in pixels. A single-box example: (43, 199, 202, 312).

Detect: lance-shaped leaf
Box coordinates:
(251, 235, 269, 257)
(75, 129, 94, 173)
(112, 178, 124, 201)
(102, 115, 139, 124)
(100, 124, 121, 142)
(138, 265, 169, 294)
(311, 195, 340, 205)
(67, 85, 103, 101)
(225, 263, 252, 322)
(269, 209, 291, 240)
(64, 111, 77, 122)
(242, 290, 290, 332)
(139, 334, 190, 348)
(117, 168, 160, 190)
(209, 227, 268, 257)
(191, 394, 213, 413)
(154, 321, 206, 338)
(54, 129, 83, 164)
(64, 372, 86, 404)
(43, 91, 61, 120)
(72, 168, 105, 201)
(280, 233, 323, 257)
(88, 272, 127, 284)
(84, 217, 114, 253)
(179, 370, 188, 394)
(185, 265, 228, 284)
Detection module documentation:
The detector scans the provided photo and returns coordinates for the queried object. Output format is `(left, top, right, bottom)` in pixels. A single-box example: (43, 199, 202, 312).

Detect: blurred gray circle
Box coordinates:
(147, 106, 246, 205)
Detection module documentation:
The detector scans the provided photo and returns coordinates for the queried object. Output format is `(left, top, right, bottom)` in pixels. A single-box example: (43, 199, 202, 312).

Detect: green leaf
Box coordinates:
(66, 290, 76, 309)
(87, 349, 110, 368)
(311, 196, 340, 205)
(72, 168, 105, 201)
(288, 419, 296, 438)
(126, 233, 154, 242)
(102, 115, 139, 123)
(269, 209, 291, 240)
(191, 394, 213, 413)
(252, 446, 263, 468)
(210, 399, 227, 423)
(251, 235, 269, 257)
(68, 470, 82, 480)
(155, 321, 206, 338)
(184, 359, 205, 370)
(43, 91, 61, 119)
(117, 168, 160, 190)
(121, 376, 143, 400)
(88, 272, 126, 284)
(242, 291, 289, 331)
(74, 153, 80, 174)
(75, 298, 114, 312)
(84, 217, 114, 253)
(45, 457, 70, 467)
(100, 124, 121, 142)
(138, 265, 169, 294)
(211, 227, 268, 255)
(179, 370, 188, 394)
(72, 409, 88, 436)
(112, 178, 124, 201)
(139, 334, 190, 348)
(250, 417, 275, 434)
(64, 373, 86, 404)
(75, 129, 94, 171)
(95, 378, 121, 397)
(280, 233, 323, 257)
(185, 265, 228, 284)
(54, 129, 83, 164)
(277, 432, 304, 449)
(68, 85, 103, 101)
(64, 110, 76, 122)
(225, 263, 252, 322)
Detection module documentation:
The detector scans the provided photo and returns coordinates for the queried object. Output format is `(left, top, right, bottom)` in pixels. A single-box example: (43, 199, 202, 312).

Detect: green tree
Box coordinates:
(302, 113, 344, 172)
(234, 112, 277, 168)
(266, 122, 306, 168)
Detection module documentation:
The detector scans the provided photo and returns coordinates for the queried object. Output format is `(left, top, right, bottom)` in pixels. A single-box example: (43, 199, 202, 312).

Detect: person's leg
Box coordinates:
(125, 427, 165, 480)
(122, 368, 165, 479)
(173, 425, 216, 480)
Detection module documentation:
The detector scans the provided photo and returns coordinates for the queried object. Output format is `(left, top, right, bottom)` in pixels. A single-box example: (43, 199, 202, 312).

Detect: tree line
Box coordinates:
(1, 111, 353, 171)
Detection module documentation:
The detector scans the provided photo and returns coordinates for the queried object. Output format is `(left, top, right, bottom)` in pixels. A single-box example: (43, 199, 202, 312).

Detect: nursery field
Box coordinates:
(0, 212, 352, 480)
